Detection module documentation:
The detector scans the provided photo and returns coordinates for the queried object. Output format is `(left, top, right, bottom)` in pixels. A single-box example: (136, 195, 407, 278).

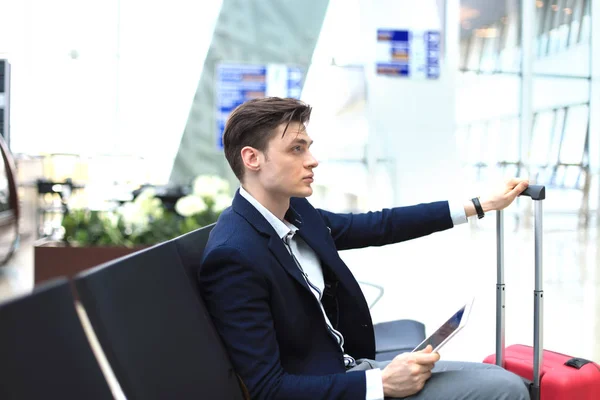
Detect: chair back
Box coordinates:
(171, 223, 215, 293)
(0, 278, 113, 400)
(74, 241, 245, 400)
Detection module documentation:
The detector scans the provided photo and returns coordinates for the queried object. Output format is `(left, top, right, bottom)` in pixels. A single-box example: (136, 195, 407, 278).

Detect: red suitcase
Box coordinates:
(483, 185, 600, 399)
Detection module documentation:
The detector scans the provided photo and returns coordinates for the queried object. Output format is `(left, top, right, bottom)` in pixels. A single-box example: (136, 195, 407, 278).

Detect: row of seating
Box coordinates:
(0, 224, 426, 399)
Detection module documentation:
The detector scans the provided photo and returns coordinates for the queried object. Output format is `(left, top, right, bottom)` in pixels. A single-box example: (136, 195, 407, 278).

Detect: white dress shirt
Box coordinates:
(240, 187, 467, 400)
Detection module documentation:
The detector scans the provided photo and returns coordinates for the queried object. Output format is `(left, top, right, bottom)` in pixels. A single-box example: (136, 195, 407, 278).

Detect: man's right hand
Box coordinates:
(381, 345, 440, 398)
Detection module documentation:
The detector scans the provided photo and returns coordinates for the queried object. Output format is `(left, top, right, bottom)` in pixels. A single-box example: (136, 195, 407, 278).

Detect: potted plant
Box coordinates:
(34, 175, 232, 284)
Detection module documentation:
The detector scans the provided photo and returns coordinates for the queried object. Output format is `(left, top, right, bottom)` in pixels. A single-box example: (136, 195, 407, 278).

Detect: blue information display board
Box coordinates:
(215, 63, 303, 150)
(376, 29, 440, 79)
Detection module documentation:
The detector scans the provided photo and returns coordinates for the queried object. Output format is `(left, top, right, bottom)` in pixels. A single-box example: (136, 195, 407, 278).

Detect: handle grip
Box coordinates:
(519, 185, 545, 200)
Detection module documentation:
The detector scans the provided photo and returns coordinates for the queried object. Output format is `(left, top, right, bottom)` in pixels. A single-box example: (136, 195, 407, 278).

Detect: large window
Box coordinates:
(456, 0, 593, 220)
(457, 0, 522, 181)
(535, 0, 591, 75)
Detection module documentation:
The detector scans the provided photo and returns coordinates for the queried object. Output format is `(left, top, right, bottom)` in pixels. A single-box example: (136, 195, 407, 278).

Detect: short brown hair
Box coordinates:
(223, 97, 312, 181)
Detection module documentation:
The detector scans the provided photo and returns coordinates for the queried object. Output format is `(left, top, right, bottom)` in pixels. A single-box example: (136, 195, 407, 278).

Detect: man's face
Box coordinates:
(257, 122, 318, 199)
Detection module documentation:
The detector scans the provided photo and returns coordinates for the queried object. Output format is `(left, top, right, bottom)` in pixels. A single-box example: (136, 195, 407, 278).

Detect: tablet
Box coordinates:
(412, 298, 475, 353)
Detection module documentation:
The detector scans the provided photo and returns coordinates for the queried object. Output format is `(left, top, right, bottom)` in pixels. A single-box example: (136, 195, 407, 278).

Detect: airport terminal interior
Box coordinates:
(0, 0, 599, 398)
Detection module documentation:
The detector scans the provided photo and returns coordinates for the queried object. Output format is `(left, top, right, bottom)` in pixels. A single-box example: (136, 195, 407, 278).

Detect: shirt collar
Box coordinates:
(239, 186, 298, 240)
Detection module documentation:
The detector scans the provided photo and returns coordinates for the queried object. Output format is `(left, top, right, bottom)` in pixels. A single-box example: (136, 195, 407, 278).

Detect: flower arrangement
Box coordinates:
(61, 175, 232, 247)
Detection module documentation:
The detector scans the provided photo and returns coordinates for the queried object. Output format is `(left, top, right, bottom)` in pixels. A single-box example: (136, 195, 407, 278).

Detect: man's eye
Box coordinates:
(292, 146, 302, 152)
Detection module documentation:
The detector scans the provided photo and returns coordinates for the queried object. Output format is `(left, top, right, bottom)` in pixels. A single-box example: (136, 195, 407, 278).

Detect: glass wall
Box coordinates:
(456, 0, 594, 221)
(457, 0, 522, 182)
(531, 0, 591, 208)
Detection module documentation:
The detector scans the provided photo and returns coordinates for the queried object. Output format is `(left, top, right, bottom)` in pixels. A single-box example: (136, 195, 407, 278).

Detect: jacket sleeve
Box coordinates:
(317, 201, 454, 251)
(198, 246, 367, 400)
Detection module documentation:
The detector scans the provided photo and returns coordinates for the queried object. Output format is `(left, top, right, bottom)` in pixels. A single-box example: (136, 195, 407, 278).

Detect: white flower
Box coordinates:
(117, 188, 164, 230)
(135, 188, 156, 202)
(130, 188, 163, 220)
(192, 175, 230, 199)
(213, 193, 232, 212)
(141, 197, 164, 219)
(175, 195, 208, 217)
(104, 211, 121, 227)
(119, 202, 148, 228)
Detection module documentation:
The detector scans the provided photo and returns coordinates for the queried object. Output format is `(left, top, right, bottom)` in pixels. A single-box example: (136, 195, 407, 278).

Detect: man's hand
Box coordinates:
(465, 178, 529, 217)
(381, 345, 439, 398)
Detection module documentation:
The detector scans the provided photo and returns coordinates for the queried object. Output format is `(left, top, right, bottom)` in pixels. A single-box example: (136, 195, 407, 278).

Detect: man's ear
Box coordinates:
(240, 146, 261, 173)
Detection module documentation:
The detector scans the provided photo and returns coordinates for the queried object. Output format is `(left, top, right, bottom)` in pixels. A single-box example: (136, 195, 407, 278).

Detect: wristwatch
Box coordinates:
(471, 197, 485, 219)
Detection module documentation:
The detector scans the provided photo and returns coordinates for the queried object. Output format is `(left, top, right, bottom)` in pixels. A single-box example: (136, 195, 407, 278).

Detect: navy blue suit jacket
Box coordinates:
(198, 191, 453, 399)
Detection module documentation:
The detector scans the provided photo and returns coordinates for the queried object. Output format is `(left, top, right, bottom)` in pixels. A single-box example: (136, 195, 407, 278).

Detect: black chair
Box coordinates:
(172, 222, 216, 299)
(0, 278, 113, 400)
(73, 242, 246, 400)
(173, 224, 426, 362)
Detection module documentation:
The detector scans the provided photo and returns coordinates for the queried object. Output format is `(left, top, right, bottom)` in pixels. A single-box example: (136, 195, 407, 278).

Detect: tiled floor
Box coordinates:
(1, 205, 598, 380)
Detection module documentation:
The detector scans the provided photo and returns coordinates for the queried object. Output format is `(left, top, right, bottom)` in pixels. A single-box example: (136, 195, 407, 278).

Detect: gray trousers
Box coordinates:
(348, 359, 530, 400)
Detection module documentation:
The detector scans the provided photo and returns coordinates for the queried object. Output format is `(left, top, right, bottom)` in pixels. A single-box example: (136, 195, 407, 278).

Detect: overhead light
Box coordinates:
(475, 27, 498, 38)
(460, 6, 480, 21)
(564, 8, 572, 15)
(552, 4, 559, 11)
(536, 1, 544, 8)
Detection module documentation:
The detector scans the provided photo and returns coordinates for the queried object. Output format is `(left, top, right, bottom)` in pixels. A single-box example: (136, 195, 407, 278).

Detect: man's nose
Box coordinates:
(306, 152, 319, 168)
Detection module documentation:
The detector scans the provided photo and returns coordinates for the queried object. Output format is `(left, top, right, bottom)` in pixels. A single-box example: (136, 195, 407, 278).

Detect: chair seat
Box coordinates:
(374, 319, 426, 361)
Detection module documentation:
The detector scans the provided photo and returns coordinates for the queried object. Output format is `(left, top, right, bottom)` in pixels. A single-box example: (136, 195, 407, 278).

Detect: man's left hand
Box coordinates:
(464, 178, 529, 218)
(479, 178, 529, 213)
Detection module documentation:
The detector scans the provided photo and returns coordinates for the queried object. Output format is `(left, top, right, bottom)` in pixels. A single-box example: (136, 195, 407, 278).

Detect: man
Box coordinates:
(199, 97, 530, 399)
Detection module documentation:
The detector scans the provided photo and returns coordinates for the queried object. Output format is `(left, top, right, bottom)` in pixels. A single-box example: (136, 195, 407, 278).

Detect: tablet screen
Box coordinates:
(413, 305, 466, 352)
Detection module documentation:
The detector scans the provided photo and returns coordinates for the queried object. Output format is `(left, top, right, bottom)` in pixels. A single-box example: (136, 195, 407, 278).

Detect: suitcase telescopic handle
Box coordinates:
(519, 185, 546, 201)
(496, 184, 545, 400)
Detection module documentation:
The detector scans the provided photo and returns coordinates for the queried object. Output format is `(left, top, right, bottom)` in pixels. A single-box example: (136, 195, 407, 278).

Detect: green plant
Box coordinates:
(61, 175, 232, 247)
(62, 209, 130, 246)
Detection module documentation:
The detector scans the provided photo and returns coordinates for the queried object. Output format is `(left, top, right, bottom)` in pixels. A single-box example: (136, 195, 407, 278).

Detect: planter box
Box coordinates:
(34, 241, 145, 285)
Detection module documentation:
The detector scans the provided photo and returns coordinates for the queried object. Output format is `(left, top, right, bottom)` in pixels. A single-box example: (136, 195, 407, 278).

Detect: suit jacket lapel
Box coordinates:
(297, 228, 362, 297)
(268, 236, 311, 293)
(232, 191, 311, 293)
